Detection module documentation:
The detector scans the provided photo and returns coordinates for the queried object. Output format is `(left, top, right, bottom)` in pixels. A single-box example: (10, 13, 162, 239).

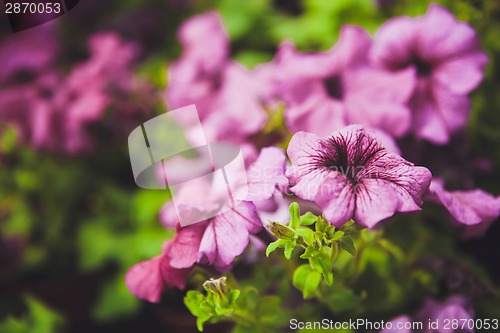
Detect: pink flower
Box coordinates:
(0, 31, 144, 154)
(165, 11, 228, 121)
(160, 176, 263, 271)
(417, 296, 474, 333)
(371, 4, 488, 144)
(382, 296, 474, 333)
(125, 241, 191, 303)
(0, 28, 57, 83)
(380, 316, 413, 333)
(164, 202, 262, 271)
(428, 178, 500, 238)
(245, 147, 289, 202)
(165, 12, 269, 144)
(286, 125, 432, 228)
(245, 147, 291, 224)
(275, 26, 415, 138)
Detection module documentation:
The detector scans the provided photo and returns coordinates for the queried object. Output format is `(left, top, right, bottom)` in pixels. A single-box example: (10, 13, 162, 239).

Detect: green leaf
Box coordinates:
(309, 251, 334, 286)
(295, 227, 314, 244)
(315, 215, 329, 232)
(292, 265, 312, 290)
(289, 202, 301, 229)
(300, 244, 321, 259)
(266, 239, 287, 257)
(339, 236, 357, 256)
(303, 271, 322, 299)
(331, 230, 345, 241)
(300, 212, 317, 226)
(284, 240, 296, 259)
(292, 265, 321, 299)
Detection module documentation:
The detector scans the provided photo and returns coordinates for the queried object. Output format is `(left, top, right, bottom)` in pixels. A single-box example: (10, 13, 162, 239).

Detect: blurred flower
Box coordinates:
(372, 3, 488, 144)
(428, 178, 500, 238)
(245, 147, 288, 202)
(0, 28, 58, 148)
(0, 27, 57, 83)
(164, 202, 262, 271)
(165, 12, 269, 145)
(382, 296, 474, 333)
(417, 296, 474, 333)
(380, 315, 412, 333)
(244, 146, 291, 225)
(0, 30, 147, 153)
(125, 240, 191, 303)
(160, 177, 262, 271)
(286, 125, 431, 228)
(275, 26, 414, 138)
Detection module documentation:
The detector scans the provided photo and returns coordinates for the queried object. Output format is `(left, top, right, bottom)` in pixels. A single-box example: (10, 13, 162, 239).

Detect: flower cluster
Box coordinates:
(125, 4, 500, 320)
(0, 28, 150, 154)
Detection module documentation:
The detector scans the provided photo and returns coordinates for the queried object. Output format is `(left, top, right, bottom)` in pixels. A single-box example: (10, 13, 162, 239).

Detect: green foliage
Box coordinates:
(266, 203, 359, 297)
(0, 296, 64, 333)
(185, 277, 286, 332)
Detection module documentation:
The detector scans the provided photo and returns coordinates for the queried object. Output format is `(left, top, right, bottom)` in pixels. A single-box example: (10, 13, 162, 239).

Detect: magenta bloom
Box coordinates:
(0, 31, 142, 153)
(165, 12, 268, 143)
(380, 316, 412, 333)
(160, 175, 263, 271)
(417, 296, 474, 333)
(286, 125, 432, 228)
(371, 4, 488, 144)
(275, 25, 415, 138)
(245, 147, 291, 224)
(245, 147, 288, 202)
(382, 296, 474, 333)
(125, 240, 191, 303)
(428, 178, 500, 238)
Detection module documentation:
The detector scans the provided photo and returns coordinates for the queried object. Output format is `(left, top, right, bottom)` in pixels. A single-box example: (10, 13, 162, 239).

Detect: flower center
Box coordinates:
(323, 75, 344, 100)
(311, 132, 385, 183)
(412, 58, 432, 77)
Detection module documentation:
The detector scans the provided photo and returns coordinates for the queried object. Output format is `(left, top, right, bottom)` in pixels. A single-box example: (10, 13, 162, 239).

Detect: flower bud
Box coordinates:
(267, 221, 296, 240)
(203, 277, 228, 298)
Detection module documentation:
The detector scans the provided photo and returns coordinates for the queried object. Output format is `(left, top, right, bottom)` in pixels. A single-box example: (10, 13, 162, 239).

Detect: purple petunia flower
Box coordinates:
(428, 178, 500, 238)
(0, 31, 144, 154)
(275, 25, 415, 138)
(125, 240, 192, 303)
(417, 296, 475, 333)
(371, 3, 488, 144)
(160, 176, 263, 271)
(286, 125, 432, 228)
(165, 12, 269, 145)
(382, 296, 474, 333)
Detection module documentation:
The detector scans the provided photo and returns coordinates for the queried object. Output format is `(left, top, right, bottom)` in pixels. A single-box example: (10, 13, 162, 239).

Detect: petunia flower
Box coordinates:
(371, 3, 488, 144)
(160, 176, 262, 271)
(244, 147, 291, 225)
(0, 31, 145, 154)
(165, 12, 269, 145)
(286, 125, 432, 228)
(125, 240, 192, 303)
(274, 25, 415, 138)
(382, 296, 474, 333)
(428, 178, 500, 238)
(417, 296, 474, 333)
(380, 316, 412, 333)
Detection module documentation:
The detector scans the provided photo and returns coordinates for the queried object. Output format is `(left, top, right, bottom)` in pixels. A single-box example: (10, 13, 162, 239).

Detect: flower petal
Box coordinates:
(198, 202, 260, 269)
(246, 147, 288, 201)
(168, 222, 206, 269)
(125, 256, 164, 303)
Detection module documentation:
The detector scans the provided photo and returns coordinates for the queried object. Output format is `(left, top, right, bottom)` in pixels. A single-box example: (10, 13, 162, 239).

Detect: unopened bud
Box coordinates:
(267, 221, 296, 240)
